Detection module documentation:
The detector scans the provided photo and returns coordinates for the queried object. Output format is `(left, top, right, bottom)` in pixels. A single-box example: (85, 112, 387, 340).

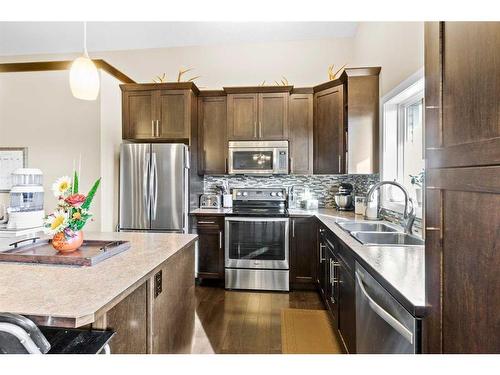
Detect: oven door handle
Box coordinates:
(224, 217, 289, 222)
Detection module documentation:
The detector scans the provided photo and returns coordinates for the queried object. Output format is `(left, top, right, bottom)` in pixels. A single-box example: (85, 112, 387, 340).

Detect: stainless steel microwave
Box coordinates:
(228, 141, 289, 175)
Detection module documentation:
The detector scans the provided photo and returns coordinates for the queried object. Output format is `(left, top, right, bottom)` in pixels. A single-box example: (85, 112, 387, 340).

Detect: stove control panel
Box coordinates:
(232, 188, 287, 201)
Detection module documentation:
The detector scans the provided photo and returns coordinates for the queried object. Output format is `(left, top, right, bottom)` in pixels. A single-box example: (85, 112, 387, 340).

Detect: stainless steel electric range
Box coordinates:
(224, 187, 289, 292)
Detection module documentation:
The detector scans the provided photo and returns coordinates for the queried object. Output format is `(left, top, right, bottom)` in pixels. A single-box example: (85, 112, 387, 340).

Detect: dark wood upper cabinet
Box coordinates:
(289, 93, 314, 174)
(313, 85, 345, 174)
(198, 94, 227, 175)
(227, 93, 258, 140)
(290, 217, 317, 288)
(158, 90, 190, 139)
(226, 88, 290, 141)
(122, 90, 156, 139)
(121, 83, 198, 142)
(312, 68, 380, 175)
(258, 92, 289, 140)
(424, 22, 500, 354)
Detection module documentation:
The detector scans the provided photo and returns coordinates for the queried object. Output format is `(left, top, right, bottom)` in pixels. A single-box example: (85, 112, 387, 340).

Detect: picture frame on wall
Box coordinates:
(0, 147, 27, 192)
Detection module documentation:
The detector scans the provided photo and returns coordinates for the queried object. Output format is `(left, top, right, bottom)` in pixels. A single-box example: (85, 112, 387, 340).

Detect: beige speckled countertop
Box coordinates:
(0, 232, 197, 327)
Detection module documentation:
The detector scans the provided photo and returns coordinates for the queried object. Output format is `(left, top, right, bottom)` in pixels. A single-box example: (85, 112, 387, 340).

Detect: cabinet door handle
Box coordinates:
(338, 155, 341, 173)
(151, 120, 155, 137)
(219, 231, 222, 249)
(254, 122, 257, 138)
(198, 221, 216, 224)
(319, 244, 326, 262)
(292, 220, 295, 238)
(259, 121, 262, 138)
(290, 157, 294, 174)
(156, 120, 160, 137)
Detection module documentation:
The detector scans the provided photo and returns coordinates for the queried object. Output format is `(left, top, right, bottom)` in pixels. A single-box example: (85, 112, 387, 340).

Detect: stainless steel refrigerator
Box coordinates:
(119, 143, 189, 233)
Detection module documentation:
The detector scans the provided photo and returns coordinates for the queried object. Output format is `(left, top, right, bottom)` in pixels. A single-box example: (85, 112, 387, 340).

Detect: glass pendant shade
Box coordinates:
(69, 55, 100, 100)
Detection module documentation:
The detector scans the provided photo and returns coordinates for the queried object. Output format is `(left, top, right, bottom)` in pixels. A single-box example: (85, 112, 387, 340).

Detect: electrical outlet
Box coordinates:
(154, 270, 162, 298)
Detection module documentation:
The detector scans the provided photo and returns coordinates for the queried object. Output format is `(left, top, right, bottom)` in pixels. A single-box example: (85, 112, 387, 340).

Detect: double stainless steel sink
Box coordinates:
(337, 221, 424, 246)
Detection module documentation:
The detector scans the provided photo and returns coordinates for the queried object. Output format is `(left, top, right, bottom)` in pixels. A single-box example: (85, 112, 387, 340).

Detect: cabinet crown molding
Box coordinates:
(223, 86, 293, 94)
(120, 82, 200, 95)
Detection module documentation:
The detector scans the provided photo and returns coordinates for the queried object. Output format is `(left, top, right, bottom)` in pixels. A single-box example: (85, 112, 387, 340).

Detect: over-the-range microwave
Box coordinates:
(228, 140, 289, 175)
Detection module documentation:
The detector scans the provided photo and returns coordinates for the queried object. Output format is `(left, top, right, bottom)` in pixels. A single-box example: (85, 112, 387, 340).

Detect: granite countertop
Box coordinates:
(0, 232, 197, 327)
(190, 207, 425, 316)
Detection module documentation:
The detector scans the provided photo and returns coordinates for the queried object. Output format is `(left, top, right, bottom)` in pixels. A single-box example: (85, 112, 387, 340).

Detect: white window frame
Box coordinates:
(380, 69, 424, 218)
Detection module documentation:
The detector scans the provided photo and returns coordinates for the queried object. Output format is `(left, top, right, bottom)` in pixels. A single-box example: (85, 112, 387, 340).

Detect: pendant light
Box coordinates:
(69, 22, 100, 100)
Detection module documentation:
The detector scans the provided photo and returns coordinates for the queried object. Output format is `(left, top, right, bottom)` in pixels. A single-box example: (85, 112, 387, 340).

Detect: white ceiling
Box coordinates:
(0, 22, 358, 56)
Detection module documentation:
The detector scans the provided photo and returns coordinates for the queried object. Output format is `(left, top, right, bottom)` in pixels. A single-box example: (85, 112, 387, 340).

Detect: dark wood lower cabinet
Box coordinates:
(92, 244, 195, 353)
(337, 245, 356, 354)
(195, 216, 224, 280)
(290, 217, 317, 288)
(316, 224, 357, 353)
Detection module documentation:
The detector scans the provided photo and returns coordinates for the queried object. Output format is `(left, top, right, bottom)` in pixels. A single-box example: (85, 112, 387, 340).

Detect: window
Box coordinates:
(381, 72, 424, 218)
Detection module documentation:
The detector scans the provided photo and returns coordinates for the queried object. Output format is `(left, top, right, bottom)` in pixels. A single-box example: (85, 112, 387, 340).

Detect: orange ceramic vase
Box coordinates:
(51, 231, 84, 253)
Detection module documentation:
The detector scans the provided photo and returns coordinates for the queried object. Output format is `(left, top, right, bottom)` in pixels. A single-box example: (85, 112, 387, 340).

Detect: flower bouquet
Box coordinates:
(44, 171, 100, 253)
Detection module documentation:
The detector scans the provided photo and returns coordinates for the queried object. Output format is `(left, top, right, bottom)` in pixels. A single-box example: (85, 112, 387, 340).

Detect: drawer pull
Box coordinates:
(198, 221, 216, 224)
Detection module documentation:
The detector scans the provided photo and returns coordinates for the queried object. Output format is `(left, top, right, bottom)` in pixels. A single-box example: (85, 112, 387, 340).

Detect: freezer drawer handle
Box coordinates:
(355, 271, 414, 344)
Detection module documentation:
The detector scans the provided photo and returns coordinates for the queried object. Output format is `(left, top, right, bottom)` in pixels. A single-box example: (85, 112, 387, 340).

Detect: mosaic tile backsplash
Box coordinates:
(204, 174, 379, 208)
(203, 174, 423, 235)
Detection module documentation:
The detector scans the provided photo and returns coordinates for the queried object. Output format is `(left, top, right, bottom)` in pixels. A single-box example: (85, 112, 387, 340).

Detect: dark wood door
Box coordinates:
(424, 22, 500, 354)
(338, 261, 356, 353)
(314, 85, 345, 174)
(158, 90, 190, 139)
(197, 228, 224, 279)
(290, 217, 317, 288)
(258, 93, 288, 140)
(289, 93, 313, 174)
(122, 90, 156, 139)
(227, 93, 258, 140)
(198, 96, 227, 174)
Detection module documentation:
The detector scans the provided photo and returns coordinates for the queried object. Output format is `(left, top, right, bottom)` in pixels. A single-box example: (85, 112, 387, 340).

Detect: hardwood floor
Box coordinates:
(190, 285, 336, 354)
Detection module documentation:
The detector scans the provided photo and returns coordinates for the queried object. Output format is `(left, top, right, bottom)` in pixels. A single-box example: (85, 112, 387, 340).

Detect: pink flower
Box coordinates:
(65, 194, 86, 208)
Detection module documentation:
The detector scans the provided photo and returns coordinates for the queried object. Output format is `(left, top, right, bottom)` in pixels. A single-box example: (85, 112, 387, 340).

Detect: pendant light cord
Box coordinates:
(83, 21, 88, 57)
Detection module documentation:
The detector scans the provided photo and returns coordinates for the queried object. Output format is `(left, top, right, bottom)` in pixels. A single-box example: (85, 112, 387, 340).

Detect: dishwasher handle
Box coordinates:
(355, 271, 413, 344)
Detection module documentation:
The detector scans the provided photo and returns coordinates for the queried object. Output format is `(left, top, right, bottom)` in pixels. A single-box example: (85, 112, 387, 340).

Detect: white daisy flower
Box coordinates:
(44, 209, 69, 235)
(52, 176, 72, 198)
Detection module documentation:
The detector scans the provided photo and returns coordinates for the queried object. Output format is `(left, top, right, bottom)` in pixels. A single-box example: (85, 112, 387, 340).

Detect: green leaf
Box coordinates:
(82, 178, 101, 210)
(73, 171, 79, 194)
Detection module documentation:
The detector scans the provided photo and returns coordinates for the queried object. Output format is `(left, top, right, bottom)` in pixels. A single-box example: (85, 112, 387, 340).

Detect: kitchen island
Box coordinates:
(0, 231, 197, 354)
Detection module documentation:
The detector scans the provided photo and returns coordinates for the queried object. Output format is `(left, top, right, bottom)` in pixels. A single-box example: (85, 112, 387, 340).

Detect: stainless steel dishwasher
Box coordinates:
(355, 262, 418, 353)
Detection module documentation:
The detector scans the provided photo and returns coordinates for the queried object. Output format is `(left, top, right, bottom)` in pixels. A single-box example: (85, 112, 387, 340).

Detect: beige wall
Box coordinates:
(0, 70, 102, 231)
(353, 22, 424, 96)
(99, 71, 122, 232)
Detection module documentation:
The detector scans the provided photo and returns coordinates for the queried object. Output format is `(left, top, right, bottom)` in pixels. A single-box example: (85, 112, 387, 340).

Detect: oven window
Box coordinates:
(233, 151, 273, 171)
(227, 220, 286, 261)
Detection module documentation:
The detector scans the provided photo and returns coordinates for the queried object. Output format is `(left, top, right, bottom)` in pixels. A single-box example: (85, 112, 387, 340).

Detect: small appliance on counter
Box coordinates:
(200, 194, 222, 209)
(217, 181, 232, 208)
(334, 183, 354, 211)
(4, 168, 45, 231)
(292, 186, 318, 210)
(354, 196, 367, 215)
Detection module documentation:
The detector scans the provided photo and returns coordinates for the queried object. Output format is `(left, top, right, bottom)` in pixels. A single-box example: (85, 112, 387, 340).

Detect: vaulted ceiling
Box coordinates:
(0, 22, 359, 56)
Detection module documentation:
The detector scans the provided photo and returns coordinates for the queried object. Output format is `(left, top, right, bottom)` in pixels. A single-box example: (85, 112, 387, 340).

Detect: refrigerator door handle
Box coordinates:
(144, 154, 151, 220)
(184, 146, 190, 169)
(151, 152, 158, 220)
